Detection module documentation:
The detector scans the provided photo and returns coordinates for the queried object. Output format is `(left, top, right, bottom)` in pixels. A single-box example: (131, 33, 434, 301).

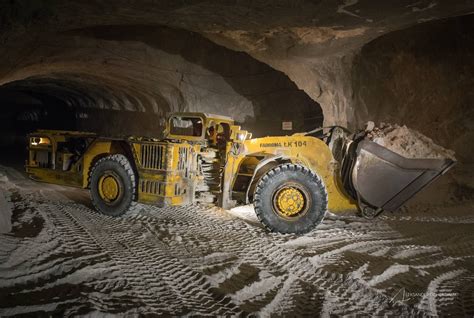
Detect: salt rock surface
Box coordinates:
(367, 123, 456, 160)
(0, 178, 12, 234)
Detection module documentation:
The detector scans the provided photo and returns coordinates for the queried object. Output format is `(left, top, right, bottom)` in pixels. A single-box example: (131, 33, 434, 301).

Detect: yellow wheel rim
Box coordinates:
(274, 186, 306, 217)
(98, 174, 120, 202)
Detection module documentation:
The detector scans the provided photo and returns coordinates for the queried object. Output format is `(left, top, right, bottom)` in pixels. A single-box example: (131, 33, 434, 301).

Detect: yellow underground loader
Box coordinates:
(26, 112, 455, 234)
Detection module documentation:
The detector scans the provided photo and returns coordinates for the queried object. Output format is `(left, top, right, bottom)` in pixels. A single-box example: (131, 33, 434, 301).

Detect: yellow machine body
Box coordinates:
(26, 113, 357, 214)
(223, 135, 357, 212)
(26, 131, 202, 207)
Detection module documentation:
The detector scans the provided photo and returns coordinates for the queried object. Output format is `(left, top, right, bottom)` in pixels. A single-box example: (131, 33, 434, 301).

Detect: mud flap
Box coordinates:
(344, 139, 456, 212)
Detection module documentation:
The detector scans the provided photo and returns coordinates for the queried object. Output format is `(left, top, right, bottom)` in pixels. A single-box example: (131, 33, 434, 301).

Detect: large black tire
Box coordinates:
(90, 154, 136, 217)
(254, 164, 328, 234)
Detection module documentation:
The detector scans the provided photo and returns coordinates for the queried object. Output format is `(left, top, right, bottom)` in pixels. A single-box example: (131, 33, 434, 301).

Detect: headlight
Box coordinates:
(30, 137, 50, 146)
(31, 138, 39, 146)
(236, 132, 246, 141)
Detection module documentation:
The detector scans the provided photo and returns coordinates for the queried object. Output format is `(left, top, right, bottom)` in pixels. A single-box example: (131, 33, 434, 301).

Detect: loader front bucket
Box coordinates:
(343, 139, 456, 212)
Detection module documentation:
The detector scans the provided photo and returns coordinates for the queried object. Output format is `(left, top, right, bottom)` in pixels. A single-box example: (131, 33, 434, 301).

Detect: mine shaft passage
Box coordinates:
(0, 2, 473, 317)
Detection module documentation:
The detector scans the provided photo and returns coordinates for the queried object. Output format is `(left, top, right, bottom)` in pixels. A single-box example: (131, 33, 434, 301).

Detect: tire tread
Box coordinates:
(90, 154, 139, 217)
(254, 163, 328, 234)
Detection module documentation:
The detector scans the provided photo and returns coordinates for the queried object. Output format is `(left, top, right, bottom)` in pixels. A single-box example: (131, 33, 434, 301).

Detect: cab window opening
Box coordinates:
(170, 117, 203, 137)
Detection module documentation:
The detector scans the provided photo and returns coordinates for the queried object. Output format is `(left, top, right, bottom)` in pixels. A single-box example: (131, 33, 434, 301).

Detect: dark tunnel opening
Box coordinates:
(0, 25, 324, 160)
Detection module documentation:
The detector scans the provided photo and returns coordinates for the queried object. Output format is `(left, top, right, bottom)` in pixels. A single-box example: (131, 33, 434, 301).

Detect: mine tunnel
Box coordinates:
(0, 24, 323, 156)
(0, 1, 473, 316)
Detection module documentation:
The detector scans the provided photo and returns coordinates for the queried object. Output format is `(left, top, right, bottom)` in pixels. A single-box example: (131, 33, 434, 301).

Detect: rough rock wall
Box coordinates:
(0, 25, 322, 143)
(2, 0, 474, 140)
(199, 1, 474, 127)
(351, 14, 474, 163)
(204, 28, 363, 126)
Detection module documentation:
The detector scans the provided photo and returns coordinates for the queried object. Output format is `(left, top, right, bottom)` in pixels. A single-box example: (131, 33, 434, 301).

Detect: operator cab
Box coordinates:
(165, 112, 234, 147)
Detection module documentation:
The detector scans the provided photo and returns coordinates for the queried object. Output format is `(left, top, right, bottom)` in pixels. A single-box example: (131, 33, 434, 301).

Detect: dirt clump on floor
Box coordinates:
(366, 123, 456, 160)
